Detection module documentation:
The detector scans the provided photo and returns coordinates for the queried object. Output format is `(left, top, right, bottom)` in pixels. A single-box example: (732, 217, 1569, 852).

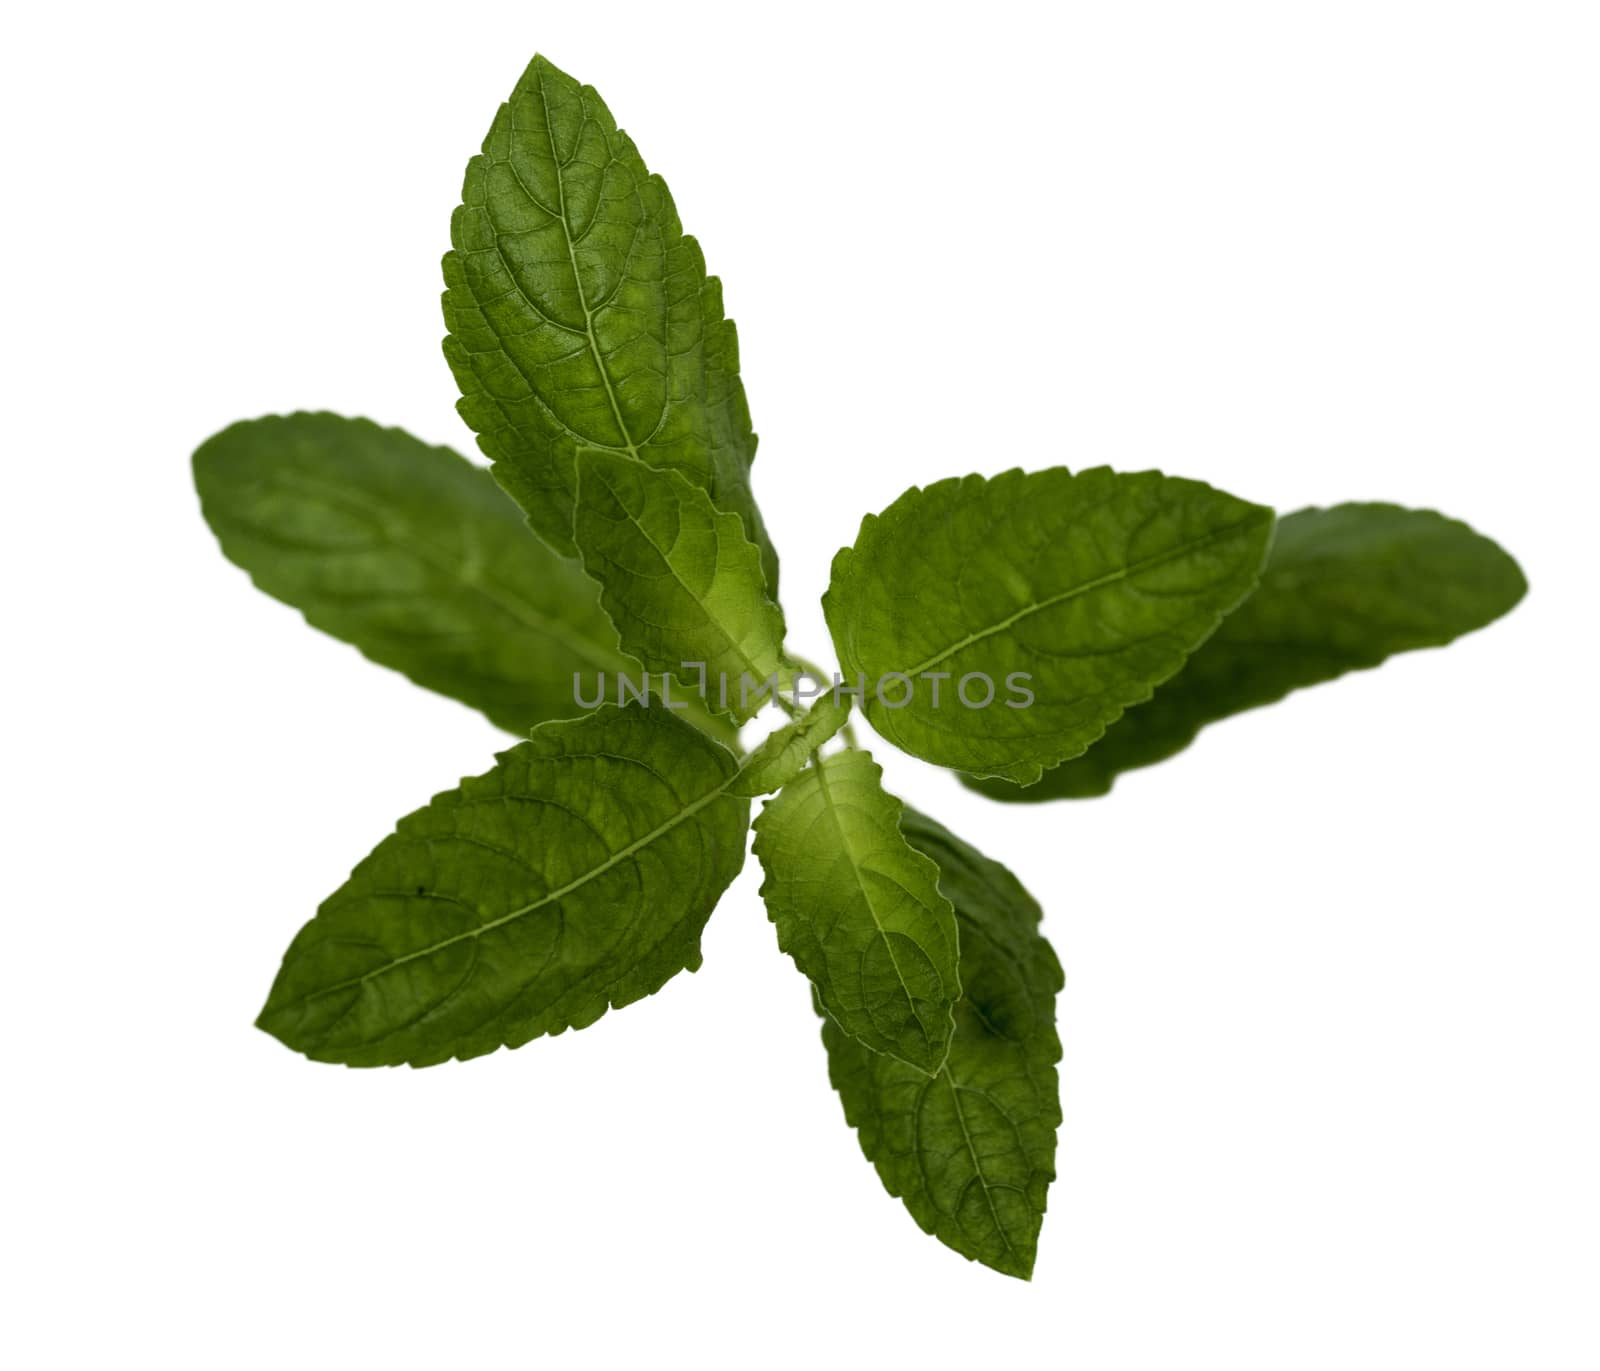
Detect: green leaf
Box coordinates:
(574, 452, 786, 720)
(257, 704, 749, 1067)
(730, 695, 852, 797)
(964, 502, 1528, 801)
(441, 53, 779, 598)
(821, 806, 1062, 1279)
(192, 412, 735, 743)
(752, 749, 959, 1073)
(824, 467, 1275, 783)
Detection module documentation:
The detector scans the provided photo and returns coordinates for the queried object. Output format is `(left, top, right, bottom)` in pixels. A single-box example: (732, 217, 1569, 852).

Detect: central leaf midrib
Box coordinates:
(534, 76, 640, 461)
(895, 513, 1267, 680)
(589, 459, 776, 690)
(942, 1070, 1022, 1267)
(267, 770, 734, 1014)
(814, 759, 947, 1070)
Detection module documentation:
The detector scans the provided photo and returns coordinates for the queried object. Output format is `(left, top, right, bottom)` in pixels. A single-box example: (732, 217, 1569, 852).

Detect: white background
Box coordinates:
(5, 2, 1597, 1366)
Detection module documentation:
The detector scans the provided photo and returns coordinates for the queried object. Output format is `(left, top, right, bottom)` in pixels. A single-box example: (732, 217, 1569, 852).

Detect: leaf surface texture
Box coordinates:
(965, 503, 1528, 800)
(574, 452, 785, 720)
(825, 467, 1274, 782)
(754, 749, 959, 1073)
(194, 413, 643, 734)
(258, 705, 749, 1066)
(822, 806, 1062, 1278)
(442, 54, 779, 597)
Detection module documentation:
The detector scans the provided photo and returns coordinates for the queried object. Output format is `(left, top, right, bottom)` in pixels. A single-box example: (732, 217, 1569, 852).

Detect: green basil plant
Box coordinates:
(194, 55, 1526, 1279)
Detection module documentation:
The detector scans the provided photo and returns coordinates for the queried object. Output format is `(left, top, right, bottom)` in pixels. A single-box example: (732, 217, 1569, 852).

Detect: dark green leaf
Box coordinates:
(574, 451, 786, 720)
(753, 749, 959, 1073)
(965, 502, 1528, 801)
(441, 54, 779, 597)
(192, 412, 733, 743)
(824, 467, 1274, 783)
(821, 806, 1062, 1279)
(257, 705, 749, 1067)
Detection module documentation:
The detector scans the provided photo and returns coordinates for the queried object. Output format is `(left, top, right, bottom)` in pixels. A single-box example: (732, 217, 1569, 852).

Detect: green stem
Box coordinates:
(781, 651, 833, 688)
(781, 653, 862, 749)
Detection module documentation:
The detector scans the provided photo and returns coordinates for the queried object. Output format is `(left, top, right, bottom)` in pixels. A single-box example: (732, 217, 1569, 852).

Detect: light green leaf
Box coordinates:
(821, 806, 1062, 1280)
(730, 695, 852, 797)
(257, 704, 749, 1067)
(752, 749, 959, 1073)
(441, 53, 779, 596)
(574, 452, 786, 720)
(824, 467, 1275, 783)
(965, 502, 1528, 801)
(192, 413, 734, 744)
